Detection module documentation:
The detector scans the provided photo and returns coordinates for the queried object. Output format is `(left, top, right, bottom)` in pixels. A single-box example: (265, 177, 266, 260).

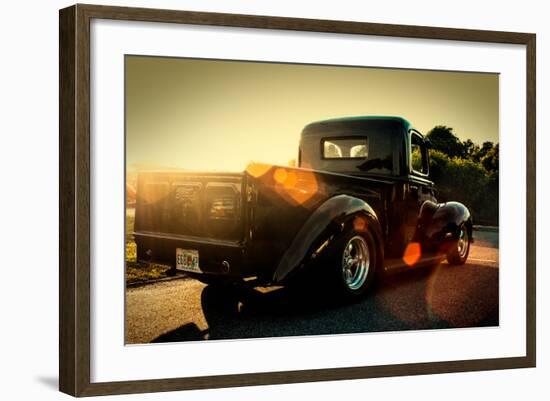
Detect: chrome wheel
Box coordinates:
(457, 226, 469, 259)
(447, 224, 470, 265)
(341, 235, 370, 291)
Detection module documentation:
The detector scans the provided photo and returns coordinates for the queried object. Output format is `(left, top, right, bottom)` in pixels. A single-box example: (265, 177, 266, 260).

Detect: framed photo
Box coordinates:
(59, 4, 536, 397)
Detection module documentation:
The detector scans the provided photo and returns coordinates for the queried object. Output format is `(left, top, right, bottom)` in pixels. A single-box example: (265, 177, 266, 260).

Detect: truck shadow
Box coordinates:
(151, 261, 498, 343)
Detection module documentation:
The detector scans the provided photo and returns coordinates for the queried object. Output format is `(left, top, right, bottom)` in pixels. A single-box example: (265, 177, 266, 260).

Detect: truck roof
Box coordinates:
(302, 115, 412, 134)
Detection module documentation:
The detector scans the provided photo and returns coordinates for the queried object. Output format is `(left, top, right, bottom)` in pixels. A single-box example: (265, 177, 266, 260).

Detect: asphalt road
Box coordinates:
(125, 230, 499, 344)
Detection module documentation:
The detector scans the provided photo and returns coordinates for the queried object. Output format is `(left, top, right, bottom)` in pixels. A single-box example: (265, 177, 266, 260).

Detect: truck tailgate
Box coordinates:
(134, 172, 246, 243)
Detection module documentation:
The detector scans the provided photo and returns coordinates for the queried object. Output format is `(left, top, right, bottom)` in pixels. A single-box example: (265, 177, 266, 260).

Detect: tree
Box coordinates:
(481, 143, 499, 173)
(428, 149, 498, 226)
(472, 141, 494, 162)
(426, 126, 465, 158)
(462, 139, 479, 160)
(424, 130, 499, 226)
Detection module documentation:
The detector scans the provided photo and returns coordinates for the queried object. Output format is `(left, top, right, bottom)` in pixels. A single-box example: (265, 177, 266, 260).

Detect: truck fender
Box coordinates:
(416, 200, 473, 246)
(273, 195, 383, 283)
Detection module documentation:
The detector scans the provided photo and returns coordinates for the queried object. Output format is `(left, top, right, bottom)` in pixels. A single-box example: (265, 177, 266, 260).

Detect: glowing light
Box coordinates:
(278, 168, 318, 206)
(245, 162, 272, 178)
(403, 242, 422, 266)
(273, 168, 289, 184)
(248, 164, 319, 206)
(353, 215, 368, 232)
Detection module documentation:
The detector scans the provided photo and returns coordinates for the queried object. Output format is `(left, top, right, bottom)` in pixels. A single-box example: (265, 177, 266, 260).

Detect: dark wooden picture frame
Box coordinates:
(59, 3, 536, 397)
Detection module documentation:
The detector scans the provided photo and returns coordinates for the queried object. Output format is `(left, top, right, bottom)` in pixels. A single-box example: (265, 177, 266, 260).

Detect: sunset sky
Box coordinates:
(126, 56, 498, 172)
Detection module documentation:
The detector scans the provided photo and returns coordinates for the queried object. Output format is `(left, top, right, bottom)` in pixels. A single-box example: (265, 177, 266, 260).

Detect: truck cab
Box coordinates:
(299, 116, 438, 259)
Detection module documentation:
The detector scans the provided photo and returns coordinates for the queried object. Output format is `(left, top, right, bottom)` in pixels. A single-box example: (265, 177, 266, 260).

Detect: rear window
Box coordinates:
(300, 119, 402, 175)
(322, 138, 368, 159)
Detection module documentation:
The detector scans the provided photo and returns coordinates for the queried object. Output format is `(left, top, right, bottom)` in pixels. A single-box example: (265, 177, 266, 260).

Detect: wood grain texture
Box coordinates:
(75, 4, 92, 396)
(78, 3, 532, 44)
(78, 356, 534, 397)
(58, 3, 537, 397)
(525, 34, 536, 368)
(59, 5, 76, 396)
(59, 4, 92, 396)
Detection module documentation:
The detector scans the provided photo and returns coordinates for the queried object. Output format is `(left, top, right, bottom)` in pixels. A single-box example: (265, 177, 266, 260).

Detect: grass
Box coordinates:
(126, 262, 173, 285)
(125, 207, 177, 285)
(126, 241, 137, 263)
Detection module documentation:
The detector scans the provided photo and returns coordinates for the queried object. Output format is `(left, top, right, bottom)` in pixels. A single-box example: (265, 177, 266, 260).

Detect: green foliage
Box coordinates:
(475, 141, 495, 162)
(426, 126, 497, 165)
(126, 241, 137, 263)
(424, 125, 499, 225)
(411, 147, 422, 172)
(426, 126, 465, 158)
(481, 143, 499, 173)
(125, 262, 172, 285)
(429, 150, 498, 225)
(462, 139, 479, 160)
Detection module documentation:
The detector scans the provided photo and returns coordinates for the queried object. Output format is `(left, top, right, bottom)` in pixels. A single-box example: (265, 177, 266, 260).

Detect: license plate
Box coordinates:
(176, 248, 201, 273)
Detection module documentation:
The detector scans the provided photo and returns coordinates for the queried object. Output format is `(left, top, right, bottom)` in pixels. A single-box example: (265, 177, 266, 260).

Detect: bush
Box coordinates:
(429, 150, 498, 226)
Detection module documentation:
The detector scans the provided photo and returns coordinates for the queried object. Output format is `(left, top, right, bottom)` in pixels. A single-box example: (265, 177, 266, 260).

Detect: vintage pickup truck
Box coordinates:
(134, 116, 472, 297)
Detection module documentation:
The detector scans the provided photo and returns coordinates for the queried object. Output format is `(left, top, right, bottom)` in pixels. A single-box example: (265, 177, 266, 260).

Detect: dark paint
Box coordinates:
(134, 116, 472, 285)
(272, 195, 383, 282)
(416, 200, 473, 253)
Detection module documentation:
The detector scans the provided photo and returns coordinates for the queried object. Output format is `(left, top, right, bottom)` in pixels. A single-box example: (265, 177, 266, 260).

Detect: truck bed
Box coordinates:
(134, 165, 392, 283)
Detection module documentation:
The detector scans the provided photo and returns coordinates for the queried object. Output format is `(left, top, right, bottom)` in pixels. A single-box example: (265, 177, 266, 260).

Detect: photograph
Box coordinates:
(124, 55, 500, 345)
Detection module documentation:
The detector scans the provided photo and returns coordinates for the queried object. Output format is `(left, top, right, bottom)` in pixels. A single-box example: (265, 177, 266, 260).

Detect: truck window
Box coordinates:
(323, 138, 368, 159)
(411, 132, 429, 175)
(300, 119, 399, 175)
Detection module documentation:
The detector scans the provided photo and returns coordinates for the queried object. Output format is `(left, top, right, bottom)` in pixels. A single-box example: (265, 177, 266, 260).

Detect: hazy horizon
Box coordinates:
(126, 56, 499, 172)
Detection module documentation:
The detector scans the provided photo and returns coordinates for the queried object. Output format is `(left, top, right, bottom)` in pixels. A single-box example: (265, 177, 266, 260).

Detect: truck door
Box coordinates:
(403, 131, 436, 248)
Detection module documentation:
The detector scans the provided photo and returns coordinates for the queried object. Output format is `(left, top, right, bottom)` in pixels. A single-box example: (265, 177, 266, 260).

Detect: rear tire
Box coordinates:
(446, 225, 470, 265)
(328, 229, 378, 298)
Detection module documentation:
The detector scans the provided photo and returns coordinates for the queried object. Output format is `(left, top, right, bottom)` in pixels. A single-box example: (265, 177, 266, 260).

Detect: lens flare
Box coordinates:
(274, 168, 318, 206)
(245, 162, 272, 178)
(273, 168, 289, 185)
(247, 164, 319, 206)
(402, 242, 422, 266)
(353, 215, 368, 232)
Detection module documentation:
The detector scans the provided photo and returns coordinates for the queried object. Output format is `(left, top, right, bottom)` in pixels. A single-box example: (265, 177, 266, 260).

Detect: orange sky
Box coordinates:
(126, 56, 498, 172)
